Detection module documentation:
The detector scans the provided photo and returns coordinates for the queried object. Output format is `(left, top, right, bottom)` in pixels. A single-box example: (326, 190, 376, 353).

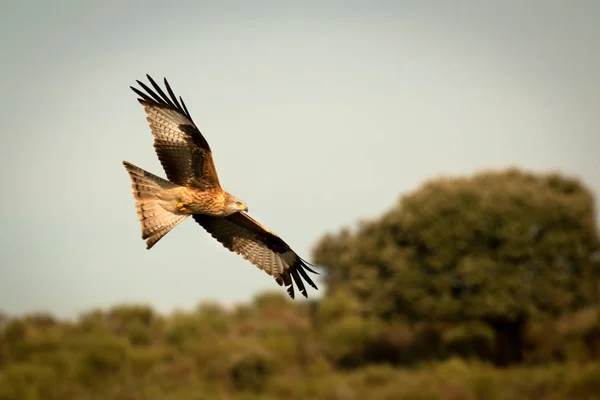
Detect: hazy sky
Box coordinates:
(1, 1, 599, 318)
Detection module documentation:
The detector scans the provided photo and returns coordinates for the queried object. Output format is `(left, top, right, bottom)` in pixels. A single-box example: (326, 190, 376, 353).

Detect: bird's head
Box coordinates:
(225, 194, 249, 215)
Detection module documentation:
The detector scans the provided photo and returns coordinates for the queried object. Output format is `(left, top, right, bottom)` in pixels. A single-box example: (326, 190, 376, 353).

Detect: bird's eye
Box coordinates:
(236, 201, 241, 205)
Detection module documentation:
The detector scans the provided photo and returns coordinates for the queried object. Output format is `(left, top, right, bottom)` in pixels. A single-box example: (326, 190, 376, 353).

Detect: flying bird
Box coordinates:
(123, 75, 318, 299)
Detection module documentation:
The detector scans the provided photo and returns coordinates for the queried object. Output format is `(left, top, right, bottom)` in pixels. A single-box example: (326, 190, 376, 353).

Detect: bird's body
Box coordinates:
(123, 75, 318, 298)
(156, 186, 231, 216)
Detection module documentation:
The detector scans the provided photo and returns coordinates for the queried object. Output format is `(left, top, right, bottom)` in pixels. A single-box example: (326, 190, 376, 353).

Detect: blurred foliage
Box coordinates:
(2, 168, 600, 399)
(314, 169, 600, 364)
(0, 300, 599, 399)
(315, 169, 600, 321)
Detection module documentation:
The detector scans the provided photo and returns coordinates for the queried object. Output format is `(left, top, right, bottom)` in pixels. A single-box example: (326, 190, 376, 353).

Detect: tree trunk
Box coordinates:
(488, 317, 525, 366)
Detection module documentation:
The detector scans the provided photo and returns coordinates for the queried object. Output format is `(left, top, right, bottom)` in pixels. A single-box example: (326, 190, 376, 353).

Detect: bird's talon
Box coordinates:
(176, 202, 187, 212)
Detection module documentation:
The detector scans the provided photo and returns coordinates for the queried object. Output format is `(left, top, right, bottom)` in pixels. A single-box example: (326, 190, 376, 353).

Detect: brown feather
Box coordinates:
(193, 212, 318, 299)
(131, 76, 221, 189)
(122, 161, 188, 249)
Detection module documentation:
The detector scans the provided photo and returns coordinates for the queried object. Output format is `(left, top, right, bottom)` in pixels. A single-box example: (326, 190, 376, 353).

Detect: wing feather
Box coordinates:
(164, 78, 184, 111)
(146, 75, 177, 108)
(131, 75, 221, 189)
(193, 212, 318, 299)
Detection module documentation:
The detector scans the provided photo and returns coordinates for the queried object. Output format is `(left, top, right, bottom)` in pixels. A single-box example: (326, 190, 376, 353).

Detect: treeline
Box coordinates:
(2, 168, 600, 399)
(0, 298, 599, 399)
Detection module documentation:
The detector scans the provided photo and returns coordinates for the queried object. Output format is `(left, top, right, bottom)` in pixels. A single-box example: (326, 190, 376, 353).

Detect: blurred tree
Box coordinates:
(75, 334, 130, 385)
(108, 304, 157, 346)
(313, 169, 600, 365)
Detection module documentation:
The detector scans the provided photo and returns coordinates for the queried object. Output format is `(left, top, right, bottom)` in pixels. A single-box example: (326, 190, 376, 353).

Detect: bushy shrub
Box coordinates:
(75, 334, 130, 385)
(0, 363, 59, 400)
(524, 307, 600, 364)
(566, 362, 600, 399)
(443, 322, 495, 360)
(109, 304, 155, 326)
(229, 349, 276, 392)
(362, 320, 415, 365)
(165, 314, 204, 347)
(324, 315, 377, 368)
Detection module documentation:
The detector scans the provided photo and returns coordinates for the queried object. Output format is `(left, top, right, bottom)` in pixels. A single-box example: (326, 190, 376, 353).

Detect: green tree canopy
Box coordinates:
(314, 169, 600, 324)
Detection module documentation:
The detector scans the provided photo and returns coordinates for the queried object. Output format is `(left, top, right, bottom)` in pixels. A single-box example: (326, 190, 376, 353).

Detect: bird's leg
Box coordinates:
(176, 201, 188, 213)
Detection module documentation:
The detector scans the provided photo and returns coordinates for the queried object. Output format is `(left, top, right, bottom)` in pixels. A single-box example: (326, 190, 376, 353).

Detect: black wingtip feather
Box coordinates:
(130, 86, 154, 103)
(131, 75, 194, 123)
(146, 75, 177, 109)
(297, 264, 318, 290)
(290, 269, 308, 298)
(164, 77, 183, 111)
(135, 80, 164, 104)
(180, 96, 191, 119)
(286, 283, 295, 299)
(300, 258, 320, 275)
(282, 259, 319, 299)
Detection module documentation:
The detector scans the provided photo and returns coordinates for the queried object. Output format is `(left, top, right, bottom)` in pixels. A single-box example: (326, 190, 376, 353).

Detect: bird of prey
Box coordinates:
(123, 75, 318, 299)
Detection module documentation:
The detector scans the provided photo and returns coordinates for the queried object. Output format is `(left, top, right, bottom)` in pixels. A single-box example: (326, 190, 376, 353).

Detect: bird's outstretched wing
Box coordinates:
(193, 212, 319, 299)
(131, 75, 221, 189)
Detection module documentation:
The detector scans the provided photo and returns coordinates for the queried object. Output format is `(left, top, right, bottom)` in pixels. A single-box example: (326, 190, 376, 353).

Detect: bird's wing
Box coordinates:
(131, 75, 221, 189)
(193, 212, 319, 299)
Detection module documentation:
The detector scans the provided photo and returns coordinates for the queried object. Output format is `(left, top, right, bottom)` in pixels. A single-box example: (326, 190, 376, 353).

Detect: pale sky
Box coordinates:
(1, 1, 599, 318)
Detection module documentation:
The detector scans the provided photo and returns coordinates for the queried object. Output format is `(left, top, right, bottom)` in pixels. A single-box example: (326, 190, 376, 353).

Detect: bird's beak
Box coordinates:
(240, 204, 249, 212)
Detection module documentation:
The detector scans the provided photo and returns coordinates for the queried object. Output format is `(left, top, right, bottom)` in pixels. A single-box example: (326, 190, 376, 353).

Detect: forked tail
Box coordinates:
(123, 161, 188, 249)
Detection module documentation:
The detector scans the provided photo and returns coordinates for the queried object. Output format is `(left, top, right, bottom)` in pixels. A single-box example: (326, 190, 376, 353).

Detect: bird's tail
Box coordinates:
(123, 161, 188, 249)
